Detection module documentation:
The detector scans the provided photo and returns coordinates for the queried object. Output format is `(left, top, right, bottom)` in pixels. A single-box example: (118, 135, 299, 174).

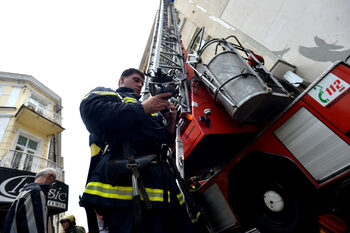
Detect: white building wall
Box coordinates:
(0, 117, 10, 144)
(221, 0, 350, 81)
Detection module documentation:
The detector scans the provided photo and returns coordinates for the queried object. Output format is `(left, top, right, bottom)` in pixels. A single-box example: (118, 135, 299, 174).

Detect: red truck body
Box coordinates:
(144, 1, 350, 232)
(181, 60, 350, 232)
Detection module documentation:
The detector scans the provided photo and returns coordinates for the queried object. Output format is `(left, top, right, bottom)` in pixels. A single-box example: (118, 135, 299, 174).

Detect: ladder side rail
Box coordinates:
(142, 9, 161, 101)
(153, 0, 165, 70)
(170, 3, 185, 75)
(145, 0, 191, 115)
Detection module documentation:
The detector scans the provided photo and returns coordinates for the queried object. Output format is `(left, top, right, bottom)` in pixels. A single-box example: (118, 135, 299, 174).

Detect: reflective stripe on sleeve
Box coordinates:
(83, 91, 122, 100)
(123, 97, 137, 103)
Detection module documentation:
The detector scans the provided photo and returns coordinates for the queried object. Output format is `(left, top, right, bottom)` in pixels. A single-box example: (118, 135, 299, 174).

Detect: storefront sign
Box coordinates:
(0, 167, 68, 214)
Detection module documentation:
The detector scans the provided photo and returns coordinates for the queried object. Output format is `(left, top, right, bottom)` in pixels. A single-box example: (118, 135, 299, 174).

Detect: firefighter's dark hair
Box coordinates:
(119, 68, 145, 87)
(121, 68, 144, 79)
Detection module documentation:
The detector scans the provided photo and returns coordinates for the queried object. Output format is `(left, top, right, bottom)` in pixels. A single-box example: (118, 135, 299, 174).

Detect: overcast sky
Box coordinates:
(0, 0, 159, 229)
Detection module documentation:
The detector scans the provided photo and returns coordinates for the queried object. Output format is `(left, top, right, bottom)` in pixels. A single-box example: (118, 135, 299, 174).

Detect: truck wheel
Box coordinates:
(239, 168, 318, 233)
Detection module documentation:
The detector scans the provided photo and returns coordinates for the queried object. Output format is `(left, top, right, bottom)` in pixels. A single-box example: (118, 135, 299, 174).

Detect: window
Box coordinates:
(11, 135, 38, 171)
(0, 86, 21, 107)
(48, 136, 57, 163)
(188, 27, 207, 55)
(177, 15, 185, 31)
(0, 86, 10, 106)
(7, 87, 21, 107)
(0, 117, 10, 143)
(191, 37, 206, 55)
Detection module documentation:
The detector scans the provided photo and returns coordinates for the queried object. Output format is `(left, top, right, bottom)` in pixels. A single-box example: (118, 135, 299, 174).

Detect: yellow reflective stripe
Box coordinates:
(84, 182, 167, 202)
(124, 100, 137, 103)
(140, 190, 170, 202)
(93, 91, 118, 96)
(151, 113, 157, 116)
(84, 91, 122, 100)
(84, 188, 133, 200)
(177, 193, 185, 205)
(84, 182, 133, 200)
(87, 182, 132, 191)
(144, 187, 163, 194)
(191, 211, 201, 223)
(123, 97, 137, 103)
(90, 143, 102, 157)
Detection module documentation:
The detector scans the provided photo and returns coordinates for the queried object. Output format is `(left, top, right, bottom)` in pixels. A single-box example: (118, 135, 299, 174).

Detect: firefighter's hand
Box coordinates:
(142, 93, 171, 114)
(165, 103, 177, 134)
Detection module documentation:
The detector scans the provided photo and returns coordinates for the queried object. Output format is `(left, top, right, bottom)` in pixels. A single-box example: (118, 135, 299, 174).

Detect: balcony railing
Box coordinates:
(0, 149, 63, 181)
(25, 101, 62, 125)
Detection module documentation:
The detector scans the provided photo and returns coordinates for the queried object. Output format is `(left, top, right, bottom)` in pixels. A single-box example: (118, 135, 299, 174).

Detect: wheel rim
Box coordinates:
(235, 167, 316, 232)
(263, 190, 284, 212)
(252, 182, 297, 227)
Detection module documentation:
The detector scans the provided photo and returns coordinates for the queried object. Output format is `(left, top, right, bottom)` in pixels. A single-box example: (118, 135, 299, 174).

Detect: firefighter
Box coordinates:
(60, 215, 86, 233)
(79, 68, 195, 233)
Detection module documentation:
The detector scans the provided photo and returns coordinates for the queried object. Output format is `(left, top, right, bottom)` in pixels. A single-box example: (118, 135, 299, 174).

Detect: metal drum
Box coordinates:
(193, 39, 294, 123)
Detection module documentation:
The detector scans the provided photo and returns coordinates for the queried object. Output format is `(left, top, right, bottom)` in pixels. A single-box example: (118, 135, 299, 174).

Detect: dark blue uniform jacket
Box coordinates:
(79, 86, 183, 210)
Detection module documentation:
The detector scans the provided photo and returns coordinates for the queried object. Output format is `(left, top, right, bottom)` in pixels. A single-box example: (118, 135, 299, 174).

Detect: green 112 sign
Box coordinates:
(308, 73, 349, 107)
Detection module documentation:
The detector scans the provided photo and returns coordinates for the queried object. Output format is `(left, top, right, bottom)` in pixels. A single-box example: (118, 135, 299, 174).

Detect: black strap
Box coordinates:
(136, 176, 152, 209)
(131, 195, 143, 233)
(122, 141, 152, 208)
(166, 151, 200, 218)
(122, 140, 150, 233)
(84, 207, 99, 233)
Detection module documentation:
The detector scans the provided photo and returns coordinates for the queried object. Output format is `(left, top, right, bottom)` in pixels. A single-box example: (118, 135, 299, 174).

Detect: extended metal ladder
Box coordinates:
(148, 0, 183, 73)
(143, 0, 191, 115)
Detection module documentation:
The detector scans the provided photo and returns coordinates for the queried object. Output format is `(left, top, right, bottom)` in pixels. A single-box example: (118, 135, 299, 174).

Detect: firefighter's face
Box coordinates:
(60, 220, 71, 230)
(120, 73, 144, 97)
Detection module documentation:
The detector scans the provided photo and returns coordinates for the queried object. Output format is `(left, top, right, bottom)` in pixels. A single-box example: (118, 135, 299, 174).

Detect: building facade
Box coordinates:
(0, 71, 68, 233)
(142, 0, 350, 83)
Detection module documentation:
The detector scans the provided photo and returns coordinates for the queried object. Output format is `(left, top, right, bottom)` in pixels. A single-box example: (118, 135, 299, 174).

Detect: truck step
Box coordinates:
(244, 228, 260, 233)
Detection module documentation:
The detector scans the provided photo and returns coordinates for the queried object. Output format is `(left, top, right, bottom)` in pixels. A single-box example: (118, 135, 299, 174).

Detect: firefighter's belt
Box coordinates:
(106, 154, 158, 183)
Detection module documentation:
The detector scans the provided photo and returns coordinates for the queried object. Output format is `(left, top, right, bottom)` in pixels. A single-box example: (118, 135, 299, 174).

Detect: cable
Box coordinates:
(213, 73, 250, 104)
(345, 54, 350, 64)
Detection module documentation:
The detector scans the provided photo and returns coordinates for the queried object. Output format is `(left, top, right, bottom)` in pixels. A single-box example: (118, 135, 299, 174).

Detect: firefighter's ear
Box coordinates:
(119, 76, 126, 86)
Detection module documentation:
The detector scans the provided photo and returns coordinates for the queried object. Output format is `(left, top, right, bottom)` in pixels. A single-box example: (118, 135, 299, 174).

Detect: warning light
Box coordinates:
(186, 114, 193, 121)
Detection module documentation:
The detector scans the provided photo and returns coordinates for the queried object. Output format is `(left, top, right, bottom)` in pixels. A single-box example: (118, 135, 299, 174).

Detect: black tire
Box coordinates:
(237, 167, 318, 233)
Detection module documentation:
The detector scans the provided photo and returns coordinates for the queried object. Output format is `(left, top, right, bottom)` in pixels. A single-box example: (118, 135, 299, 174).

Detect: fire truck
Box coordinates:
(142, 0, 350, 232)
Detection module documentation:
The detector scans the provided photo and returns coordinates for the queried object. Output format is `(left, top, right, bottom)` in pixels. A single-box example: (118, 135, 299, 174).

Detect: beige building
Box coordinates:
(0, 71, 67, 233)
(0, 71, 64, 175)
(169, 0, 350, 82)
